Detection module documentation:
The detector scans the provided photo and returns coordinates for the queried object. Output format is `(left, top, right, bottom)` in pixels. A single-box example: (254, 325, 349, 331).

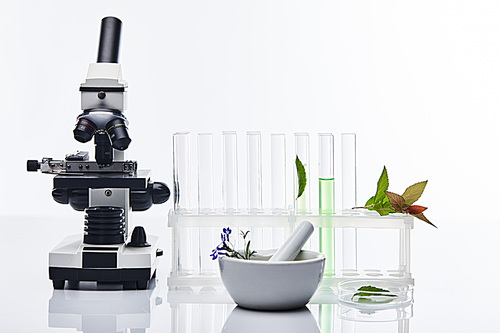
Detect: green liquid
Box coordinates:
(319, 178, 335, 276)
(319, 304, 334, 333)
(319, 178, 335, 214)
(296, 190, 308, 213)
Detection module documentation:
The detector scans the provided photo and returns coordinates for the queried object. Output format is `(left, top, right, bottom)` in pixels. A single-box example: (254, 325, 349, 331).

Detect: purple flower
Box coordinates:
(211, 227, 237, 260)
(210, 248, 218, 260)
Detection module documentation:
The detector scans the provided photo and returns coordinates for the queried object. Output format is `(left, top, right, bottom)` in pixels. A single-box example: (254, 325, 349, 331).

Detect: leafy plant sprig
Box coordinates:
(359, 166, 436, 228)
(211, 227, 256, 260)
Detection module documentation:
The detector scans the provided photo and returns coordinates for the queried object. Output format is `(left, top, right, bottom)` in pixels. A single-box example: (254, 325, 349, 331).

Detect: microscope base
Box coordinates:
(48, 234, 162, 290)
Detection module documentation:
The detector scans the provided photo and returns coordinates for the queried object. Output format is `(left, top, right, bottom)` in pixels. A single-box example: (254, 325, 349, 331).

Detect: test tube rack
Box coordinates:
(168, 132, 414, 289)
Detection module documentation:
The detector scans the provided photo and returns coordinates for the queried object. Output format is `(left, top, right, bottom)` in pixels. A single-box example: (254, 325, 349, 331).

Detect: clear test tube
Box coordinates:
(319, 133, 335, 214)
(271, 133, 287, 213)
(294, 132, 310, 213)
(246, 131, 262, 212)
(173, 132, 198, 276)
(341, 133, 357, 211)
(197, 133, 216, 275)
(197, 133, 214, 213)
(222, 131, 239, 213)
(319, 133, 335, 276)
(341, 133, 357, 272)
(173, 132, 191, 212)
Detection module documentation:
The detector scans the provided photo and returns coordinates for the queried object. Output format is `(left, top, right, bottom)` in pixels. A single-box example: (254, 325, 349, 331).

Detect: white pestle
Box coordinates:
(269, 221, 315, 261)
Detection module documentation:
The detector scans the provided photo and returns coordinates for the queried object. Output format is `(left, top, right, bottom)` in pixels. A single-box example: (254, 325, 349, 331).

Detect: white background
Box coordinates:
(1, 0, 500, 331)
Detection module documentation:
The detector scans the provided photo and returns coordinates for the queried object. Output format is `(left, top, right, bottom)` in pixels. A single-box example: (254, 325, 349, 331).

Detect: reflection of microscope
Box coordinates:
(49, 285, 162, 333)
(27, 17, 169, 290)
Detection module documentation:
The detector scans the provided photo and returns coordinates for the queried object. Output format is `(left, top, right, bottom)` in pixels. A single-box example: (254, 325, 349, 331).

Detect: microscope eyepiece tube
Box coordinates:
(97, 16, 122, 63)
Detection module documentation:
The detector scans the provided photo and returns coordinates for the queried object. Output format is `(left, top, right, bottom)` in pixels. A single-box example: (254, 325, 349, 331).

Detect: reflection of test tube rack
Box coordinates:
(169, 132, 414, 289)
(167, 289, 413, 333)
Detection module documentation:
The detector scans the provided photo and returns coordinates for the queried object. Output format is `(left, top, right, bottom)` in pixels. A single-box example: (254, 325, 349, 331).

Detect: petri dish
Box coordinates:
(337, 279, 413, 310)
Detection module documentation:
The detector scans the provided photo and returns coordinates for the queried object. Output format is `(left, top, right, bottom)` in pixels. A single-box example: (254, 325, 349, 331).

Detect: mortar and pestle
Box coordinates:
(219, 221, 326, 310)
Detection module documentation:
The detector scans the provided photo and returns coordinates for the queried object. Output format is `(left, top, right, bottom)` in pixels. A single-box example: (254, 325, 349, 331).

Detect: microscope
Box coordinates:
(27, 17, 170, 290)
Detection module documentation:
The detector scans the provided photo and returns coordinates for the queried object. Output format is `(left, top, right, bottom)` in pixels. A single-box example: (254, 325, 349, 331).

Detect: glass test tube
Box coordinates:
(319, 133, 335, 214)
(247, 131, 262, 212)
(197, 133, 214, 213)
(271, 133, 287, 212)
(341, 133, 357, 271)
(341, 133, 357, 211)
(294, 132, 310, 213)
(173, 132, 191, 212)
(222, 131, 238, 213)
(197, 134, 216, 274)
(319, 133, 335, 276)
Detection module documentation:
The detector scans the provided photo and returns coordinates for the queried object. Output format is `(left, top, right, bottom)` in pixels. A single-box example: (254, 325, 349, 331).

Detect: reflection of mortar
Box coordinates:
(48, 282, 162, 333)
(222, 306, 321, 333)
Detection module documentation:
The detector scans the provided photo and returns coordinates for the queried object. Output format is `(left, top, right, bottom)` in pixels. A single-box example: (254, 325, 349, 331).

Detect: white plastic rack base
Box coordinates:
(167, 208, 414, 290)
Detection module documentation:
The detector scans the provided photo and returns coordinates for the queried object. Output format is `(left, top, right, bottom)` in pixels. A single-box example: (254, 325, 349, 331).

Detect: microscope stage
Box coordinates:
(48, 234, 162, 290)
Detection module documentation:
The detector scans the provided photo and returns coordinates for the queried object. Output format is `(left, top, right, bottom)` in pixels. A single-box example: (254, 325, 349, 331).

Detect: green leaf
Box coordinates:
(402, 180, 427, 206)
(351, 286, 397, 302)
(295, 155, 307, 199)
(245, 240, 251, 259)
(374, 166, 389, 203)
(375, 208, 392, 216)
(365, 196, 375, 207)
(358, 286, 390, 293)
(372, 201, 394, 215)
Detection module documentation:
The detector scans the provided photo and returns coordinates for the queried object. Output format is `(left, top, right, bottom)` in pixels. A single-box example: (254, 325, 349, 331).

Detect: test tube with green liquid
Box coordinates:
(319, 133, 335, 276)
(294, 133, 310, 213)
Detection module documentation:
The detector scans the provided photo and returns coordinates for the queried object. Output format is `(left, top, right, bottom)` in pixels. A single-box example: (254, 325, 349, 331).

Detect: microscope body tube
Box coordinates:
(97, 16, 122, 63)
(269, 221, 315, 261)
(76, 16, 130, 163)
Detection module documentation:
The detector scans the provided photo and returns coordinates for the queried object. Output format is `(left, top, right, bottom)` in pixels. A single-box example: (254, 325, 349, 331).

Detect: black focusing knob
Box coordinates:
(127, 226, 151, 247)
(27, 160, 40, 172)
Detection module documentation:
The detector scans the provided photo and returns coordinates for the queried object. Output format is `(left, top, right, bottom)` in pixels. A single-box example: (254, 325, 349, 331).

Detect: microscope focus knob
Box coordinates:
(152, 182, 170, 205)
(27, 160, 40, 172)
(127, 226, 151, 247)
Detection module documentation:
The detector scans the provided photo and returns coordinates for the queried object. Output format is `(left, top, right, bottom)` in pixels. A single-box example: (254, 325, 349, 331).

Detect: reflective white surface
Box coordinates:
(1, 216, 499, 332)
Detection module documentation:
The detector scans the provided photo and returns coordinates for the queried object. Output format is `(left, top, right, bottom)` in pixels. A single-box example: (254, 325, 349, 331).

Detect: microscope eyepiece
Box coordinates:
(97, 17, 122, 63)
(74, 118, 97, 143)
(106, 118, 131, 150)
